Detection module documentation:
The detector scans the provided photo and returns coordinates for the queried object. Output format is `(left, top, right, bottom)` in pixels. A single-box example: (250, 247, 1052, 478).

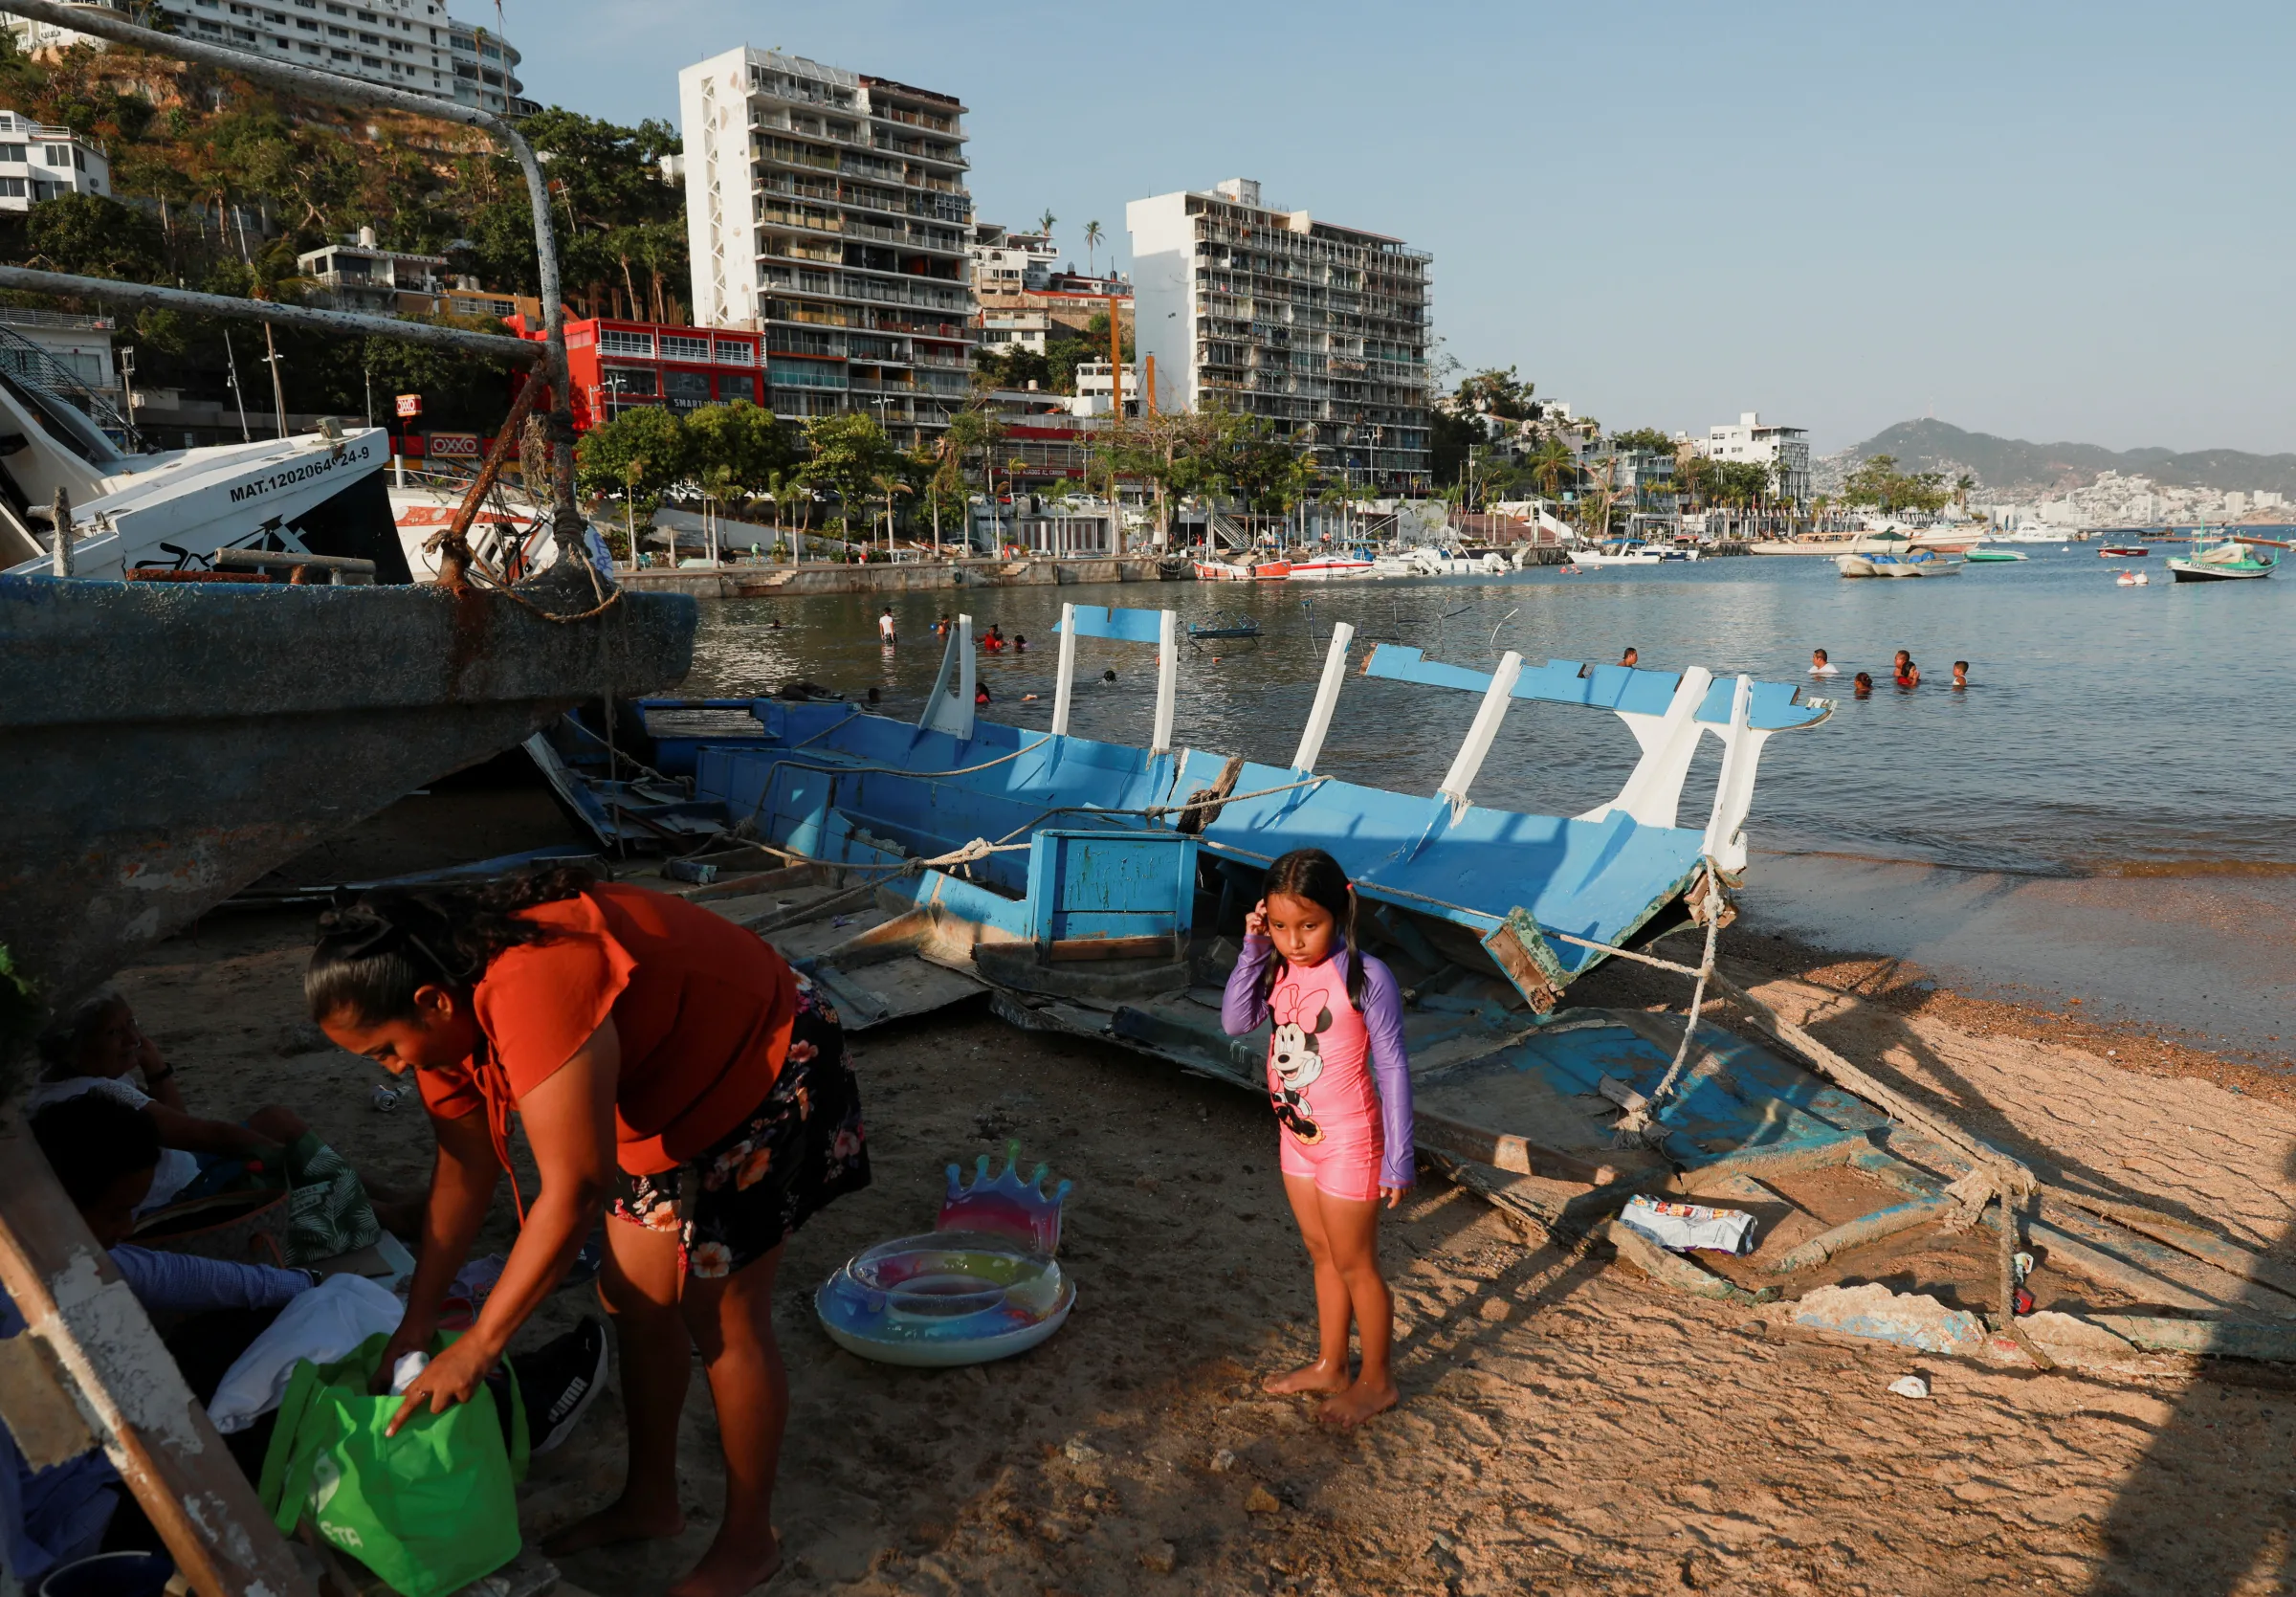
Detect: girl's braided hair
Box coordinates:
(304, 865, 596, 1026)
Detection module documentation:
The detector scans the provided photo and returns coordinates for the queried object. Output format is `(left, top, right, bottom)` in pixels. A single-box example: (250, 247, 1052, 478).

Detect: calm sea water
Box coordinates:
(688, 544, 2296, 881)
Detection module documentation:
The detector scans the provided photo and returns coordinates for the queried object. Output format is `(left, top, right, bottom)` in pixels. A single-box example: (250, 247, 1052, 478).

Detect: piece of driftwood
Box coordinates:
(0, 1114, 316, 1597)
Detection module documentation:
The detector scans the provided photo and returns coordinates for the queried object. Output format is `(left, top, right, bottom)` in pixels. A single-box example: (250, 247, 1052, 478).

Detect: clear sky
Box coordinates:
(506, 0, 2296, 455)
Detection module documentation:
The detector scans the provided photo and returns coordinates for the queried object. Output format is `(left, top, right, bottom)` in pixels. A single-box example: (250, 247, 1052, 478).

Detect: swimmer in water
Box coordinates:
(1810, 648, 1838, 677)
(1892, 651, 1920, 689)
(1853, 672, 1873, 699)
(1620, 647, 1639, 668)
(1952, 659, 1969, 689)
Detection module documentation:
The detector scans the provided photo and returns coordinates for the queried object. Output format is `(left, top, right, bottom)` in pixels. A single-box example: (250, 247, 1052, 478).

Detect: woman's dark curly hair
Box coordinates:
(304, 865, 597, 1027)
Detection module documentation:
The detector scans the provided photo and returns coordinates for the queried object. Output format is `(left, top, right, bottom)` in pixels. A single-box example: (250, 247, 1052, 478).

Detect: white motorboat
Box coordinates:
(0, 328, 401, 582)
(1370, 545, 1509, 578)
(1284, 552, 1376, 581)
(1570, 538, 1698, 566)
(1835, 550, 1962, 578)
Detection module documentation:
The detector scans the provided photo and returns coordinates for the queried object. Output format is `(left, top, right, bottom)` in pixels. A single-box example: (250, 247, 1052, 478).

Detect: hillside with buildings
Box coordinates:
(1818, 418, 2296, 502)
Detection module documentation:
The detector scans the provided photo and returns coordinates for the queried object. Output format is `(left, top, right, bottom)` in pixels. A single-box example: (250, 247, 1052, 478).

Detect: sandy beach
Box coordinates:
(107, 786, 2296, 1597)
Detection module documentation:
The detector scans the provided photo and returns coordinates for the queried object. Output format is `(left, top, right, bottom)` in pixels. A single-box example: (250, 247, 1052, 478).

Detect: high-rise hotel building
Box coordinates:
(678, 46, 975, 450)
(1128, 178, 1431, 491)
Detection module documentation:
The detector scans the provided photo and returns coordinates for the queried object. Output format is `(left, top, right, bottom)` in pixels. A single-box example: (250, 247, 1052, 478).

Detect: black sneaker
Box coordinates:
(512, 1318, 609, 1456)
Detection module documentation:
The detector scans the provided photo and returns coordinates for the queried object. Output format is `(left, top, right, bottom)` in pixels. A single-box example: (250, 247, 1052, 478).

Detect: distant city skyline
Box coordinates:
(510, 0, 2296, 455)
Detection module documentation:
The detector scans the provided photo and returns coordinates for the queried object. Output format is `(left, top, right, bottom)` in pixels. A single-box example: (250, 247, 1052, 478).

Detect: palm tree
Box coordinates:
(1083, 220, 1104, 276)
(1528, 436, 1576, 503)
(1954, 473, 1976, 512)
(1037, 208, 1056, 239)
(872, 471, 913, 556)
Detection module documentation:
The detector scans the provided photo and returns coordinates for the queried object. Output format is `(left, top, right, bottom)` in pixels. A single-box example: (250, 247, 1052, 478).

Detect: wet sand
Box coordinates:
(117, 788, 2296, 1597)
(1743, 849, 2296, 1065)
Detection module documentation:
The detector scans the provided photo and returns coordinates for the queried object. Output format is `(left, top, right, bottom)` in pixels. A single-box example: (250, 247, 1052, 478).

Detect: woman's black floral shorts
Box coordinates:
(610, 973, 871, 1278)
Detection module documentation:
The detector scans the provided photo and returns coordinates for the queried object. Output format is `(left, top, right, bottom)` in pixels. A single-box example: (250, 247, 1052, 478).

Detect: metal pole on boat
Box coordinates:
(0, 0, 582, 554)
(1291, 621, 1356, 772)
(1051, 601, 1079, 736)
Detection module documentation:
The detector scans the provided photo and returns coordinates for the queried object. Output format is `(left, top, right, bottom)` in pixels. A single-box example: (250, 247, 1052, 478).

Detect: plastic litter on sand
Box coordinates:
(1618, 1194, 1758, 1254)
(1888, 1375, 1931, 1400)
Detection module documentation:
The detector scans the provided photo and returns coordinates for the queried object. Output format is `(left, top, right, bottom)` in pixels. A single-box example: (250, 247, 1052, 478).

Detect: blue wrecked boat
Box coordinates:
(560, 604, 2278, 1325)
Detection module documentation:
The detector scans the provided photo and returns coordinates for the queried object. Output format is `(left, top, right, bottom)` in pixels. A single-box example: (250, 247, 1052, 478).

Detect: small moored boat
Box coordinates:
(2166, 537, 2279, 583)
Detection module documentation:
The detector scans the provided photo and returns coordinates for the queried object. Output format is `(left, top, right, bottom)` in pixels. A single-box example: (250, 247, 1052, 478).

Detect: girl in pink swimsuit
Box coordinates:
(1221, 848, 1413, 1428)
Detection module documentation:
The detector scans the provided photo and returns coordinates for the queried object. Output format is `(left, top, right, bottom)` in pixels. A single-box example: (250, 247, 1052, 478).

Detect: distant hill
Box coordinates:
(1823, 419, 2296, 497)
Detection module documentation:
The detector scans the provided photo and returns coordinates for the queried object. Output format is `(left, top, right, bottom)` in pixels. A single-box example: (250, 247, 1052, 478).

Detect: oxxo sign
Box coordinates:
(427, 432, 482, 461)
(395, 393, 422, 420)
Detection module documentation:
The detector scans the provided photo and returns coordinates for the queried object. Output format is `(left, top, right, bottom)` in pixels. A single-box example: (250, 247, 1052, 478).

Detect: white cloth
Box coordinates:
(27, 1076, 201, 1213)
(1809, 663, 1839, 676)
(877, 613, 895, 641)
(207, 1274, 405, 1433)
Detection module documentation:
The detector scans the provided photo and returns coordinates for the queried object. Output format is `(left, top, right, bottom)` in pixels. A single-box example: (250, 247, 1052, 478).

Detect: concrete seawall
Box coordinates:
(620, 555, 1185, 599)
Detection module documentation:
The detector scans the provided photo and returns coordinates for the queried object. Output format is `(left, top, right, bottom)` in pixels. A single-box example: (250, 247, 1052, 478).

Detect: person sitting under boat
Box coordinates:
(31, 992, 421, 1237)
(11, 1093, 608, 1569)
(1809, 649, 1839, 677)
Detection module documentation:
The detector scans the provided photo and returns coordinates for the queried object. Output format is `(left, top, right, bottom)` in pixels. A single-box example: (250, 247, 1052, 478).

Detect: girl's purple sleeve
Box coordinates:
(1222, 935, 1274, 1035)
(1360, 955, 1416, 1190)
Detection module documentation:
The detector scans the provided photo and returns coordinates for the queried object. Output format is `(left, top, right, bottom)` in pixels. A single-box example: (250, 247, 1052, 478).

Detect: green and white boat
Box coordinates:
(2167, 535, 2280, 583)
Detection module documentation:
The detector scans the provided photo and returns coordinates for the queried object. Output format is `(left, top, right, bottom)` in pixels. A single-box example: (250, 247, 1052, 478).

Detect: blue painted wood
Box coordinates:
(1051, 605, 1165, 644)
(1362, 645, 1827, 730)
(1025, 831, 1199, 946)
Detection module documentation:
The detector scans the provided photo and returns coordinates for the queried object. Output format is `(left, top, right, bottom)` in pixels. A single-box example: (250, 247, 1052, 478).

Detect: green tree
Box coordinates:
(800, 411, 894, 539)
(574, 403, 688, 514)
(682, 401, 792, 507)
(1454, 366, 1534, 421)
(1082, 219, 1103, 275)
(20, 193, 166, 280)
(1610, 427, 1675, 455)
(1527, 436, 1578, 501)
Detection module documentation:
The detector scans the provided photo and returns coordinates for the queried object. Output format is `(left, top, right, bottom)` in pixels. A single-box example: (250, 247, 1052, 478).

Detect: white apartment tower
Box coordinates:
(1128, 177, 1431, 490)
(679, 46, 976, 449)
(1697, 411, 1811, 505)
(9, 1, 529, 114)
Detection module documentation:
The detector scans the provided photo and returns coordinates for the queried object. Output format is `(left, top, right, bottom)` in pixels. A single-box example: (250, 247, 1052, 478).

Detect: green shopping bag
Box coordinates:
(257, 1332, 529, 1597)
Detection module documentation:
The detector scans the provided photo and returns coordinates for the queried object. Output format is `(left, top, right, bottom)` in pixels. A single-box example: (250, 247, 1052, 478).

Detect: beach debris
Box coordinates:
(663, 857, 719, 885)
(369, 1084, 402, 1113)
(1140, 1540, 1178, 1573)
(1619, 1194, 1757, 1255)
(1245, 1486, 1282, 1516)
(1887, 1374, 1930, 1400)
(1791, 1283, 1985, 1356)
(1209, 1448, 1237, 1474)
(1064, 1437, 1102, 1464)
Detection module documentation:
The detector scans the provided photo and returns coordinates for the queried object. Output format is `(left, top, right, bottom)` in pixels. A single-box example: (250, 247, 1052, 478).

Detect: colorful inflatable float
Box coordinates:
(816, 1143, 1075, 1367)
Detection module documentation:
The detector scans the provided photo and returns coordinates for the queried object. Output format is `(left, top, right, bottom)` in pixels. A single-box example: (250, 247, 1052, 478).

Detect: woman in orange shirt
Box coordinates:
(307, 867, 868, 1597)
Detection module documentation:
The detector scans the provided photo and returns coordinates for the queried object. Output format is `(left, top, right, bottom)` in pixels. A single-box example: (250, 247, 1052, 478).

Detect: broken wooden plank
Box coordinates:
(0, 1114, 317, 1597)
(1414, 1107, 1645, 1187)
(1598, 1217, 1781, 1306)
(1770, 1196, 1954, 1275)
(2041, 1191, 2296, 1307)
(1046, 934, 1179, 963)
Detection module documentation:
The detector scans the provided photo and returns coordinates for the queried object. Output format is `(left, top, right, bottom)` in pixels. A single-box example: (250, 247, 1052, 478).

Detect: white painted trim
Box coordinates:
(1049, 602, 1078, 736)
(917, 612, 975, 740)
(1291, 621, 1356, 772)
(1151, 608, 1178, 755)
(1437, 650, 1522, 818)
(1700, 674, 1764, 870)
(1578, 665, 1713, 828)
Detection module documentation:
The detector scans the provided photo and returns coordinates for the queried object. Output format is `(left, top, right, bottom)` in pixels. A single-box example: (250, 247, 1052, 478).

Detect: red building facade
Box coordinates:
(512, 315, 766, 434)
